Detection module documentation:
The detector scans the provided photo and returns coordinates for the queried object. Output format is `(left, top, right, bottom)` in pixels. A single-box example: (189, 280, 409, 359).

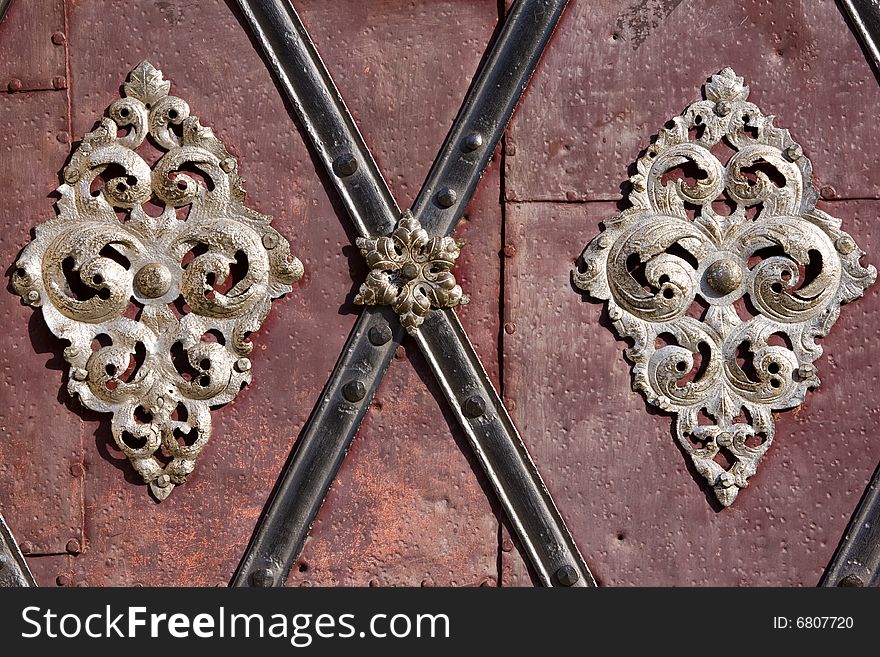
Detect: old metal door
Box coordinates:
(1, 0, 877, 587)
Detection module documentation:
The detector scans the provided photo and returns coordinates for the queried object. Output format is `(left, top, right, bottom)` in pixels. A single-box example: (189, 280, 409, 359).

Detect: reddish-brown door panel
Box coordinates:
(0, 0, 504, 585)
(506, 0, 880, 203)
(502, 199, 880, 586)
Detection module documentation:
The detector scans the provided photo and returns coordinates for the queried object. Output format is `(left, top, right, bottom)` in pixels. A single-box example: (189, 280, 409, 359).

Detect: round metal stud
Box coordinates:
(462, 395, 485, 418)
(262, 232, 279, 250)
(837, 574, 864, 587)
(555, 564, 580, 586)
(333, 152, 358, 177)
(436, 187, 457, 208)
(234, 358, 251, 373)
(704, 258, 743, 296)
(368, 322, 393, 346)
(343, 379, 367, 403)
(251, 567, 276, 587)
(463, 132, 484, 151)
(134, 263, 173, 299)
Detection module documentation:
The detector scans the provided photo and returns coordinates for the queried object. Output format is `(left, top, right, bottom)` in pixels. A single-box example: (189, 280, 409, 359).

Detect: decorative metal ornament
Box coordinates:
(354, 211, 468, 333)
(574, 68, 876, 506)
(11, 62, 303, 501)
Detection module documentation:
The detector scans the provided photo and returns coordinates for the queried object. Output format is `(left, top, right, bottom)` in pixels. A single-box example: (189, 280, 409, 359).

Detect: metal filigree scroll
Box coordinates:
(11, 62, 303, 501)
(354, 210, 468, 333)
(573, 68, 876, 506)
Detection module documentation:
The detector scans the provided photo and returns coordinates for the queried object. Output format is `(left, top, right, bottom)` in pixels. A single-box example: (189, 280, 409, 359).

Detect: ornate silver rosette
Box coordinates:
(573, 68, 875, 506)
(354, 211, 468, 333)
(11, 62, 303, 500)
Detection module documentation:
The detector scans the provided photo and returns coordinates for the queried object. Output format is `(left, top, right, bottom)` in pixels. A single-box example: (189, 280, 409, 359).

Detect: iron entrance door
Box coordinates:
(0, 0, 878, 587)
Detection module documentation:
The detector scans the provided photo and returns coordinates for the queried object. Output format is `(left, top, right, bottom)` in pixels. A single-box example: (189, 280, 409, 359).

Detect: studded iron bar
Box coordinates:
(821, 461, 880, 587)
(415, 310, 595, 587)
(233, 0, 399, 239)
(839, 0, 880, 76)
(231, 0, 592, 587)
(0, 512, 36, 587)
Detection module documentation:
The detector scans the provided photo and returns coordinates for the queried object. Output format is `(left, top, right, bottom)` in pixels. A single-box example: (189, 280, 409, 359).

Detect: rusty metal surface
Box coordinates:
(506, 0, 880, 202)
(24, 0, 500, 586)
(0, 0, 66, 92)
(502, 199, 880, 585)
(0, 79, 84, 553)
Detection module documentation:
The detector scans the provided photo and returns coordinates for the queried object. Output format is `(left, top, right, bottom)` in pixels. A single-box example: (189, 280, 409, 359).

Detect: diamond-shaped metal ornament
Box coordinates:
(574, 68, 875, 506)
(11, 62, 303, 500)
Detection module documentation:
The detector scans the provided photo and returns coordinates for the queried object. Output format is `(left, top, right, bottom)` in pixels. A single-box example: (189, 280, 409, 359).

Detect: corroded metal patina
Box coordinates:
(574, 68, 875, 506)
(11, 62, 303, 501)
(354, 211, 468, 333)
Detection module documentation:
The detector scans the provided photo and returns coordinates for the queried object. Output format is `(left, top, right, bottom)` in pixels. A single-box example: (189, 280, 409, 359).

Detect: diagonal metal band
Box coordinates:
(839, 0, 880, 76)
(820, 462, 880, 587)
(0, 512, 36, 587)
(231, 0, 591, 587)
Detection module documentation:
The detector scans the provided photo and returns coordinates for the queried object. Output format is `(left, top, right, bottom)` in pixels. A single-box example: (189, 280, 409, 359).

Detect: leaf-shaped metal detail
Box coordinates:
(573, 68, 876, 506)
(354, 211, 468, 333)
(11, 62, 304, 501)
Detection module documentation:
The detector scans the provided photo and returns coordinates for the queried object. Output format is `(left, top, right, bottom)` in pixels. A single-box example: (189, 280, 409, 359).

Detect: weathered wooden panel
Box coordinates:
(0, 88, 83, 555)
(507, 0, 880, 202)
(502, 199, 880, 585)
(0, 0, 66, 91)
(35, 0, 501, 585)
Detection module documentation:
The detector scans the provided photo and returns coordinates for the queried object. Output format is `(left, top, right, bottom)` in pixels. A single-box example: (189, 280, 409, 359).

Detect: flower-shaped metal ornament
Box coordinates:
(354, 210, 468, 333)
(11, 62, 303, 500)
(574, 68, 875, 506)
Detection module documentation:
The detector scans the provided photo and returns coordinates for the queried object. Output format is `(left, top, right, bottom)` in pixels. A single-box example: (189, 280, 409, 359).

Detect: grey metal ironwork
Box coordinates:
(840, 0, 880, 74)
(0, 512, 36, 587)
(232, 0, 594, 587)
(574, 68, 875, 507)
(11, 62, 303, 500)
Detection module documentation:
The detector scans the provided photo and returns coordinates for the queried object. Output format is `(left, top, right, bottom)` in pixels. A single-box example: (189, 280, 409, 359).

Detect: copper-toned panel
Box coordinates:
(506, 0, 880, 201)
(0, 0, 66, 91)
(502, 200, 880, 585)
(0, 89, 83, 554)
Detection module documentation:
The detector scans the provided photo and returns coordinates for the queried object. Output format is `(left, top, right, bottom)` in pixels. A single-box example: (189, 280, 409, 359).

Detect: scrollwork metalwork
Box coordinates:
(354, 211, 468, 333)
(11, 62, 303, 500)
(574, 68, 875, 506)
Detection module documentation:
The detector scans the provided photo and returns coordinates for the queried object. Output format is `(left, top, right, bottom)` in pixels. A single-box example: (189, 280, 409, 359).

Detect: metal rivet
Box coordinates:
(343, 379, 367, 403)
(436, 187, 457, 208)
(25, 290, 40, 304)
(838, 574, 864, 587)
(20, 542, 34, 555)
(262, 232, 279, 249)
(501, 538, 514, 552)
(368, 322, 393, 346)
(234, 358, 251, 373)
(7, 78, 22, 92)
(220, 157, 236, 173)
(52, 76, 67, 90)
(66, 538, 81, 555)
(56, 574, 72, 587)
(56, 131, 70, 144)
(333, 152, 358, 177)
(52, 32, 67, 45)
(156, 474, 171, 489)
(503, 244, 516, 258)
(368, 578, 380, 587)
(72, 368, 88, 382)
(462, 396, 485, 418)
(480, 577, 496, 587)
(504, 322, 517, 335)
(251, 567, 275, 587)
(420, 578, 434, 587)
(820, 184, 837, 200)
(835, 236, 856, 255)
(463, 132, 483, 151)
(556, 564, 580, 586)
(69, 463, 85, 478)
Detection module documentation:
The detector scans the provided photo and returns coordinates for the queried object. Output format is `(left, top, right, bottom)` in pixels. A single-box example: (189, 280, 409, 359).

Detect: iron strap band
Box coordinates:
(0, 513, 36, 587)
(231, 0, 593, 587)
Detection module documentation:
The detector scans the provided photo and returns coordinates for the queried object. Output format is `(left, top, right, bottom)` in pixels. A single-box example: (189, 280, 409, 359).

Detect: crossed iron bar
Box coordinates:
(230, 0, 594, 587)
